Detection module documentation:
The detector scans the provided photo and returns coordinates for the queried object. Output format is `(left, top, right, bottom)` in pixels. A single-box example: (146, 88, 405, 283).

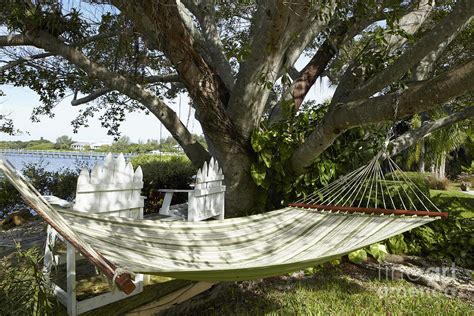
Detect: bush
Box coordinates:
(0, 162, 79, 219)
(130, 155, 197, 213)
(0, 245, 58, 315)
(385, 171, 430, 196)
(25, 143, 55, 150)
(426, 175, 450, 190)
(403, 190, 474, 268)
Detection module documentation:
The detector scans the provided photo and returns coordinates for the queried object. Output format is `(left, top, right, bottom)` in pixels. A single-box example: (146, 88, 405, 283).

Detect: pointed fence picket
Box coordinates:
(74, 153, 145, 218)
(159, 157, 225, 221)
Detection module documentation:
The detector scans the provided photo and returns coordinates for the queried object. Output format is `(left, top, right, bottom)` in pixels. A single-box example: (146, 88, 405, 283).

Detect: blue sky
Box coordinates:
(1, 57, 335, 144)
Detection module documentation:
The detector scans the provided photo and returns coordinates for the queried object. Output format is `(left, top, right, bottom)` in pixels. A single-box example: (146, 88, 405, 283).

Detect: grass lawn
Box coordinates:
(430, 188, 474, 218)
(162, 264, 473, 315)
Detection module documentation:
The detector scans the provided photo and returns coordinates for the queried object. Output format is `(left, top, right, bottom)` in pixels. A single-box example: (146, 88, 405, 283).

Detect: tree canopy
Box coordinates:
(0, 0, 473, 215)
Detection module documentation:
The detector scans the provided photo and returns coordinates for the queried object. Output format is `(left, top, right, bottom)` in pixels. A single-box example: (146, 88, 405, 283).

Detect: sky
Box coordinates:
(0, 59, 336, 144)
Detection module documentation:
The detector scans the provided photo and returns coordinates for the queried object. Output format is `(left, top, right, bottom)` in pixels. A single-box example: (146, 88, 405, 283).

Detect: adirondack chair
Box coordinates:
(159, 157, 226, 221)
(43, 153, 145, 315)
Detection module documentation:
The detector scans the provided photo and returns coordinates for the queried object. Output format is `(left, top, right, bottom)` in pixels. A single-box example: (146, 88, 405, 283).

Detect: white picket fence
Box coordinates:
(159, 157, 225, 221)
(74, 153, 145, 218)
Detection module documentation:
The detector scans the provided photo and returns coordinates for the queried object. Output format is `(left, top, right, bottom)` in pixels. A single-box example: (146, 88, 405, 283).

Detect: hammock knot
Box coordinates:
(112, 267, 133, 284)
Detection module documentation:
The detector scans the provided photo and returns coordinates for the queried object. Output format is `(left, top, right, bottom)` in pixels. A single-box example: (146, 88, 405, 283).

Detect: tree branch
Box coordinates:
(290, 58, 474, 174)
(25, 30, 209, 166)
(384, 0, 434, 55)
(181, 0, 235, 90)
(145, 73, 180, 84)
(227, 0, 335, 139)
(341, 0, 473, 104)
(70, 73, 181, 106)
(331, 0, 435, 105)
(410, 23, 463, 81)
(0, 31, 122, 72)
(269, 10, 382, 123)
(0, 52, 51, 72)
(389, 106, 474, 156)
(0, 34, 32, 47)
(71, 88, 110, 106)
(113, 0, 243, 157)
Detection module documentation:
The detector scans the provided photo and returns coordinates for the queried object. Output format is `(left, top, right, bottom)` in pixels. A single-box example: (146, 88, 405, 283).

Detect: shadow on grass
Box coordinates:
(161, 265, 368, 316)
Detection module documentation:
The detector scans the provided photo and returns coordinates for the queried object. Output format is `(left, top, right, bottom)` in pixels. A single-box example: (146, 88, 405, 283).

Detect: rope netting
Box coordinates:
(289, 153, 447, 218)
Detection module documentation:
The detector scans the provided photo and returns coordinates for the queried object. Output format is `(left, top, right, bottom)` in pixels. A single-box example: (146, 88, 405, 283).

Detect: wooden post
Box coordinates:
(66, 242, 77, 316)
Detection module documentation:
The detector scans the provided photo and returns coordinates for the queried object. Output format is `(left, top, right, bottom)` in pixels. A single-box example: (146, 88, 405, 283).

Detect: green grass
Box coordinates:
(430, 189, 474, 218)
(162, 265, 473, 315)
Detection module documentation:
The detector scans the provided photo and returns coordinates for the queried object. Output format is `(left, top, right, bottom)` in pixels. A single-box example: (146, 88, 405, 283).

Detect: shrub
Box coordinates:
(0, 179, 22, 218)
(130, 155, 197, 213)
(426, 175, 450, 190)
(0, 162, 78, 219)
(0, 245, 58, 315)
(385, 171, 430, 196)
(25, 143, 55, 150)
(403, 190, 474, 268)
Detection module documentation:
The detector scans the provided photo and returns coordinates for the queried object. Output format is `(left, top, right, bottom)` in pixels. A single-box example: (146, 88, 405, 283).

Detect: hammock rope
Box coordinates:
(291, 154, 444, 218)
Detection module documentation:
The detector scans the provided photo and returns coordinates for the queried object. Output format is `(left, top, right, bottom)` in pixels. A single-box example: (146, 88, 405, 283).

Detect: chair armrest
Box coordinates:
(42, 195, 74, 208)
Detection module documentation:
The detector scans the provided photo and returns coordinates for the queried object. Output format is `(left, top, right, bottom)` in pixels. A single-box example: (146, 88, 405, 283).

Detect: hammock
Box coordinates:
(0, 154, 446, 294)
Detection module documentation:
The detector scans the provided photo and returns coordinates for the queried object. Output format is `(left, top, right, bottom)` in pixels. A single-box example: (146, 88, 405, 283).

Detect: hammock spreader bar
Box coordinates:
(288, 203, 448, 219)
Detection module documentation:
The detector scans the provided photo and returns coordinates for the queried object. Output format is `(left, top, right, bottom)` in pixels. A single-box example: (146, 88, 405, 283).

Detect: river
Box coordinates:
(1, 154, 103, 173)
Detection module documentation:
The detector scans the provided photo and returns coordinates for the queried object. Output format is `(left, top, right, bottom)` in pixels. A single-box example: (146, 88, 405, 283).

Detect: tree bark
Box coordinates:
(437, 153, 447, 180)
(418, 141, 426, 173)
(112, 1, 239, 145)
(268, 13, 380, 123)
(112, 1, 262, 215)
(181, 0, 235, 90)
(226, 0, 334, 140)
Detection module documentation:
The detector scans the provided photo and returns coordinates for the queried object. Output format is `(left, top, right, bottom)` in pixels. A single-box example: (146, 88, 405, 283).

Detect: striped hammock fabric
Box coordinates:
(57, 207, 436, 281)
(0, 155, 443, 283)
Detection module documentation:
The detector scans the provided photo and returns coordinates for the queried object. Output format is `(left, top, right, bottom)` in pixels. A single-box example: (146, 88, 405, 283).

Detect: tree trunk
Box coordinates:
(418, 141, 426, 173)
(437, 153, 447, 180)
(220, 152, 262, 217)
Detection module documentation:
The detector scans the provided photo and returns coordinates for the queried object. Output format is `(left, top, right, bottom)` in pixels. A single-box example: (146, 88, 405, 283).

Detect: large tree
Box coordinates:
(0, 0, 473, 216)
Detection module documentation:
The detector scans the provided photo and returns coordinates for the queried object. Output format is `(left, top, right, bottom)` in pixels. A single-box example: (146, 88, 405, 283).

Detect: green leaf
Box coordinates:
(460, 211, 474, 219)
(251, 132, 263, 152)
(367, 243, 388, 262)
(260, 149, 272, 168)
(348, 249, 367, 264)
(250, 163, 266, 187)
(387, 235, 407, 254)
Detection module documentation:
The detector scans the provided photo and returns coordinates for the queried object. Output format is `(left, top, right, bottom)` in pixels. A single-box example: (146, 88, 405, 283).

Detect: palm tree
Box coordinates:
(406, 109, 468, 179)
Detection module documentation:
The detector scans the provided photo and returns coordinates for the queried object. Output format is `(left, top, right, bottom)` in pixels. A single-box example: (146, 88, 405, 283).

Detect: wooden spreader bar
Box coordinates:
(288, 203, 448, 219)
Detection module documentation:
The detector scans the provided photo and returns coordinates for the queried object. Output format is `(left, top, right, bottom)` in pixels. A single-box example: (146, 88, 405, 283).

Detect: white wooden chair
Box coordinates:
(159, 157, 225, 221)
(43, 153, 145, 315)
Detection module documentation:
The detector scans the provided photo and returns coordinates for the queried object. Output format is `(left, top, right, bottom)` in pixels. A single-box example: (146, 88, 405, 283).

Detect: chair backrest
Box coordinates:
(188, 157, 226, 221)
(73, 153, 145, 219)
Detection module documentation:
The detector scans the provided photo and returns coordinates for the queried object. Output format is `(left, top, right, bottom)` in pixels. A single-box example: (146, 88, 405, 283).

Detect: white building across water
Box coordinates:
(71, 141, 113, 151)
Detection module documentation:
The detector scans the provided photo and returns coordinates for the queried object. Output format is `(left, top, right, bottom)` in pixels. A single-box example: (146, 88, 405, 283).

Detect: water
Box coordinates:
(2, 154, 101, 173)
